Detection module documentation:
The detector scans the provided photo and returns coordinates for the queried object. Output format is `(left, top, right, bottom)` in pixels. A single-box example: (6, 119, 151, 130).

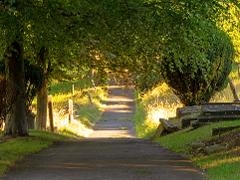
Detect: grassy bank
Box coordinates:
(155, 123, 240, 180)
(134, 81, 240, 180)
(40, 80, 106, 137)
(0, 130, 70, 175)
(0, 80, 106, 176)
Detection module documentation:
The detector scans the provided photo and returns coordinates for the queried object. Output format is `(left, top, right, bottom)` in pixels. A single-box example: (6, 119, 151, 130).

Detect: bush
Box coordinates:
(161, 19, 234, 105)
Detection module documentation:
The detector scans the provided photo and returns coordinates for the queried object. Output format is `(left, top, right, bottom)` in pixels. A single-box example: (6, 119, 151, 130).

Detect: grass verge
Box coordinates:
(0, 80, 106, 176)
(155, 123, 240, 180)
(0, 130, 70, 176)
(33, 80, 106, 137)
(134, 82, 240, 180)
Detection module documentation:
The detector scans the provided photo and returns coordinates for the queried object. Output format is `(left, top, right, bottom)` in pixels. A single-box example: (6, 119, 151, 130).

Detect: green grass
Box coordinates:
(0, 80, 105, 176)
(49, 80, 91, 95)
(207, 162, 240, 180)
(153, 121, 240, 180)
(156, 120, 240, 152)
(134, 80, 240, 180)
(193, 149, 240, 180)
(134, 102, 157, 138)
(0, 130, 70, 176)
(42, 80, 106, 136)
(76, 104, 102, 126)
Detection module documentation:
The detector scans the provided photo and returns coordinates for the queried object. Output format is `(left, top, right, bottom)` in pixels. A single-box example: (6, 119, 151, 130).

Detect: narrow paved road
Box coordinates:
(1, 86, 204, 180)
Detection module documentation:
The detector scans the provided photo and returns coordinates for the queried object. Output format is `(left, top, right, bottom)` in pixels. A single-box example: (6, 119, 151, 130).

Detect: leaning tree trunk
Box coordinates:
(4, 41, 28, 136)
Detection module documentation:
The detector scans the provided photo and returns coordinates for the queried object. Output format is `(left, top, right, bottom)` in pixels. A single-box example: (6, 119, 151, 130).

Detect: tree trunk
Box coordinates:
(4, 41, 28, 136)
(48, 95, 54, 132)
(36, 78, 48, 130)
(36, 47, 49, 130)
(228, 78, 240, 102)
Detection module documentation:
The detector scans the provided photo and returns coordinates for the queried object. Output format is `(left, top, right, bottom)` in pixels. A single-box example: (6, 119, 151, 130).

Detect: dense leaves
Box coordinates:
(161, 24, 234, 105)
(131, 0, 237, 104)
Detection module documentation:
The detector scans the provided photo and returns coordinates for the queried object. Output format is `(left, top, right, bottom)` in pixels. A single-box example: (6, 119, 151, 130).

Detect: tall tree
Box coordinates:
(4, 40, 27, 136)
(0, 0, 28, 136)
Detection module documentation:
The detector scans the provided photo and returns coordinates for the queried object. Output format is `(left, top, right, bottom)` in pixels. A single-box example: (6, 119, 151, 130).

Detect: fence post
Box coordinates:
(68, 99, 73, 124)
(72, 84, 75, 96)
(48, 95, 54, 132)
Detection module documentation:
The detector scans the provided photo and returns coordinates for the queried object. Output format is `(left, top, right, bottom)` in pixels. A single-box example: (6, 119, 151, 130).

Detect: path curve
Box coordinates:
(1, 86, 204, 180)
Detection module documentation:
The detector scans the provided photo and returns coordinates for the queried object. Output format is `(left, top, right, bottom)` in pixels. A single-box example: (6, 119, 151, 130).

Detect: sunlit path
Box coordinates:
(89, 85, 136, 139)
(1, 85, 204, 180)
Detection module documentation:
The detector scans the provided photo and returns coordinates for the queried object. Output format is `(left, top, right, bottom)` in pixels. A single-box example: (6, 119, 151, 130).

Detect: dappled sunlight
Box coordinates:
(89, 129, 135, 138)
(146, 104, 182, 127)
(0, 121, 5, 132)
(34, 159, 199, 173)
(148, 108, 171, 125)
(100, 98, 133, 113)
(211, 79, 240, 102)
(141, 83, 183, 125)
(142, 83, 181, 105)
(52, 93, 72, 107)
(174, 167, 200, 173)
(100, 104, 130, 110)
(49, 113, 93, 138)
(43, 85, 106, 138)
(89, 85, 136, 139)
(203, 156, 240, 169)
(196, 147, 240, 169)
(99, 86, 134, 114)
(102, 96, 134, 103)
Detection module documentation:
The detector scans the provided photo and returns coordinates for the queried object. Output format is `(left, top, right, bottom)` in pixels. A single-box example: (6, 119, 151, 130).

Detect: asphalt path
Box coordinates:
(1, 86, 204, 180)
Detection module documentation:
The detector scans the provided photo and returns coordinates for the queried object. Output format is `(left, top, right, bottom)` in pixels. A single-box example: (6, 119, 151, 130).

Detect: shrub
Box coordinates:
(161, 19, 234, 105)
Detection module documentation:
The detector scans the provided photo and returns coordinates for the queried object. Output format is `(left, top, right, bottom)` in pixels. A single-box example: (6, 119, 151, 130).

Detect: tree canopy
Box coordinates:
(0, 0, 239, 135)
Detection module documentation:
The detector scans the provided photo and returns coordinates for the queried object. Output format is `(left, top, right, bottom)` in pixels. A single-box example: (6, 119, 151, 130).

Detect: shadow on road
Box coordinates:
(1, 85, 204, 180)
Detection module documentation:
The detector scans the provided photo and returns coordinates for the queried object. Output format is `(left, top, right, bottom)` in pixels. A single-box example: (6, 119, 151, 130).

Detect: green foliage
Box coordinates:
(128, 0, 238, 97)
(0, 0, 238, 102)
(49, 80, 91, 95)
(217, 3, 240, 62)
(133, 101, 154, 138)
(134, 78, 240, 179)
(161, 23, 234, 105)
(135, 0, 235, 105)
